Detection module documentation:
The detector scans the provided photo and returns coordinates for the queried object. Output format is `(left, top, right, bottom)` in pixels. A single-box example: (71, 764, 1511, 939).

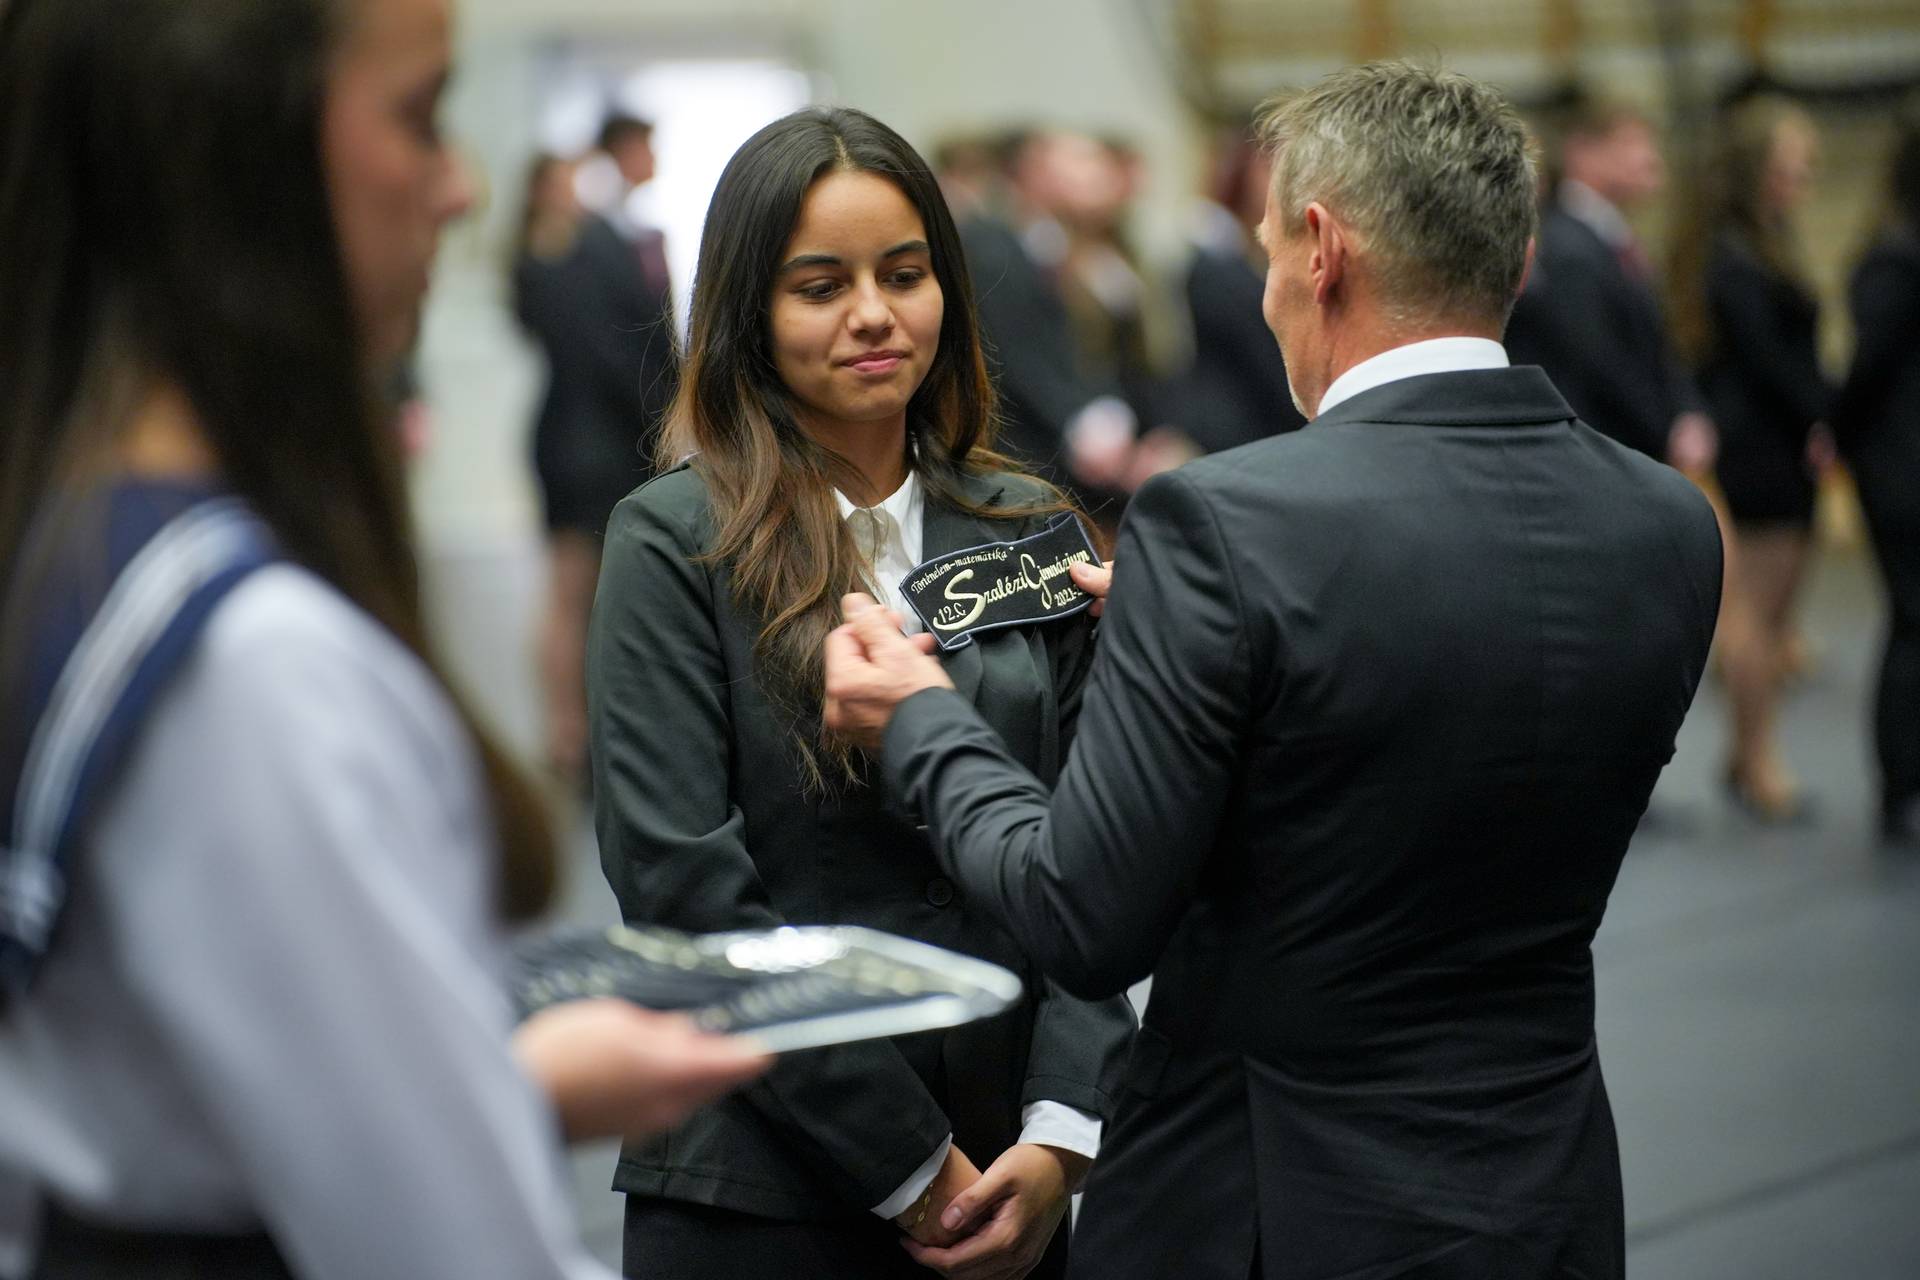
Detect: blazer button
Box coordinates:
(925, 877, 956, 908)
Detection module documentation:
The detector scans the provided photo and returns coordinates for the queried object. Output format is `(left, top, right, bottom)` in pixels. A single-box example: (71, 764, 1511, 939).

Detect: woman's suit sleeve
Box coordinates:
(586, 485, 951, 1210)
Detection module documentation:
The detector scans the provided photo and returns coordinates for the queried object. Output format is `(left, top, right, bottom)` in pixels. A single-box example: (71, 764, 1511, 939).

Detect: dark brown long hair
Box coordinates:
(659, 106, 1074, 788)
(1669, 95, 1816, 364)
(0, 0, 555, 918)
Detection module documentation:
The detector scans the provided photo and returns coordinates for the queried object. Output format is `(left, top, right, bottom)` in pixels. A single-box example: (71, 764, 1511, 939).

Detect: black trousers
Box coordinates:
(622, 1196, 1070, 1280)
(1859, 465, 1920, 823)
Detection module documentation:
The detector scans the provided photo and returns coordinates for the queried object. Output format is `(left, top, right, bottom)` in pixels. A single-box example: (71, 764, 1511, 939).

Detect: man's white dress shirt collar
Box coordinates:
(1316, 337, 1510, 418)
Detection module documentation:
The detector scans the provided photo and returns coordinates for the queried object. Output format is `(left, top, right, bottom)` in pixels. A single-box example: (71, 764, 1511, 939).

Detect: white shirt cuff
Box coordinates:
(870, 1134, 951, 1219)
(1018, 1101, 1103, 1160)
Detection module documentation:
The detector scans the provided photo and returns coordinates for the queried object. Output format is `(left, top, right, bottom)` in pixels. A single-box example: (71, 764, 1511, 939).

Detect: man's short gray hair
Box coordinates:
(1257, 61, 1539, 324)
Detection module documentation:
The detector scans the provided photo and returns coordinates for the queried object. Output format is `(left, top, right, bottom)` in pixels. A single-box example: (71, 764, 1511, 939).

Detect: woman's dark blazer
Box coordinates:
(1700, 234, 1832, 526)
(514, 216, 676, 536)
(586, 460, 1134, 1221)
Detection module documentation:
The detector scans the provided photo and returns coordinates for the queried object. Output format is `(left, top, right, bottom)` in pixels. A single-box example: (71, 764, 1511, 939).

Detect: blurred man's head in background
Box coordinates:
(1011, 130, 1128, 234)
(1559, 99, 1664, 209)
(600, 114, 657, 189)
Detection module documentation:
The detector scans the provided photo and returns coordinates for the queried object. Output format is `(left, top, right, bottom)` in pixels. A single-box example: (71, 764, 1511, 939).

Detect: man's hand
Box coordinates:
(1068, 560, 1113, 618)
(512, 1000, 770, 1142)
(901, 1144, 1084, 1279)
(823, 593, 954, 752)
(896, 1143, 984, 1247)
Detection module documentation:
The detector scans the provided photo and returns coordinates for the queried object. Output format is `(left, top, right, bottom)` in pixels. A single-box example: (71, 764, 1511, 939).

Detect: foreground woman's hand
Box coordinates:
(513, 999, 771, 1142)
(901, 1143, 1088, 1279)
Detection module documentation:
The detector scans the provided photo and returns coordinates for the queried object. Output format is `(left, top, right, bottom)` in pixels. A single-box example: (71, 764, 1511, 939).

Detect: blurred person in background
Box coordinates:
(0, 1, 766, 1276)
(1669, 96, 1831, 822)
(932, 133, 1006, 226)
(596, 114, 680, 437)
(1183, 121, 1307, 453)
(519, 115, 679, 783)
(1052, 135, 1152, 437)
(958, 129, 1140, 514)
(513, 152, 596, 783)
(1507, 97, 1718, 473)
(588, 107, 1132, 1280)
(1059, 134, 1190, 495)
(596, 114, 677, 320)
(1833, 102, 1920, 851)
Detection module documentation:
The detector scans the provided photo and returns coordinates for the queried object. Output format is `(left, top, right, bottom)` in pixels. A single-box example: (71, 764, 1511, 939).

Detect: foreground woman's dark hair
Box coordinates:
(0, 0, 555, 917)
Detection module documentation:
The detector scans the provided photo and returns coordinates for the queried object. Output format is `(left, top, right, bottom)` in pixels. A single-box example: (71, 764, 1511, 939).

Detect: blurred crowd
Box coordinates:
(1505, 90, 1920, 847)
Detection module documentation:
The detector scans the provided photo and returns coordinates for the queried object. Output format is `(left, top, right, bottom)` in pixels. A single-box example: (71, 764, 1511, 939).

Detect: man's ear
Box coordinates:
(1517, 236, 1538, 296)
(1305, 202, 1345, 307)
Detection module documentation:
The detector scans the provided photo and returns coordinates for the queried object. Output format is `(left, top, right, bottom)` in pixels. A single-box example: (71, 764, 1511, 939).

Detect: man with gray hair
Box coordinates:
(824, 62, 1720, 1279)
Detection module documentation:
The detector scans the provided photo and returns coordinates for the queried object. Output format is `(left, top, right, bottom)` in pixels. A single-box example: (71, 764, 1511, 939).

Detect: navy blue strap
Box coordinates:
(1, 490, 277, 997)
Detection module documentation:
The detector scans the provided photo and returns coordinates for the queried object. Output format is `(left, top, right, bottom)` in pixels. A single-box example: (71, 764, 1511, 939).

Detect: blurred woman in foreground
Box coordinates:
(0, 1, 762, 1275)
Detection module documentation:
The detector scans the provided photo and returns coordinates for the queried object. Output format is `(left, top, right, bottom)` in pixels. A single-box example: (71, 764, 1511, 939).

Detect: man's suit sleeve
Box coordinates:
(588, 489, 950, 1210)
(882, 471, 1252, 999)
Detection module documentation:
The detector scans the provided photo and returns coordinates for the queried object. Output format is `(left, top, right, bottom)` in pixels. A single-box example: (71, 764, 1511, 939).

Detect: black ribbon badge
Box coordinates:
(899, 515, 1102, 651)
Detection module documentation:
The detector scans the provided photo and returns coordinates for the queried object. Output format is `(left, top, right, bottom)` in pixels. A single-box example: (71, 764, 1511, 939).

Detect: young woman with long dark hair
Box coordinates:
(0, 1, 762, 1275)
(588, 108, 1134, 1280)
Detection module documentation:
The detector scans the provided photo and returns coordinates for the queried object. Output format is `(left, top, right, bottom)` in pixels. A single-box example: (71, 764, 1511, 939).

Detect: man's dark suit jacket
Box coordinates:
(587, 463, 1133, 1224)
(516, 213, 677, 535)
(881, 367, 1722, 1279)
(1184, 245, 1306, 454)
(1506, 202, 1697, 460)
